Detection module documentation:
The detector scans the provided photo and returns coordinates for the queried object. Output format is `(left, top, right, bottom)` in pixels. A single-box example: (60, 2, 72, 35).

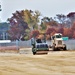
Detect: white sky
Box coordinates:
(0, 0, 75, 22)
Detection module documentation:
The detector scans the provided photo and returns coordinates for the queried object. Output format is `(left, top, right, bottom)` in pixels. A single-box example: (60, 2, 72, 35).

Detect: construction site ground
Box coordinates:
(0, 48, 75, 75)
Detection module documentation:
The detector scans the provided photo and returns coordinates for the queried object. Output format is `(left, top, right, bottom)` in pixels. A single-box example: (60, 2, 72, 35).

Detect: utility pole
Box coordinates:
(0, 3, 2, 40)
(0, 3, 2, 11)
(0, 4, 1, 26)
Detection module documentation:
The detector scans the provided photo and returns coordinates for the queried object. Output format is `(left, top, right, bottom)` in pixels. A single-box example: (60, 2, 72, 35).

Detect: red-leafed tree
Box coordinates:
(71, 22, 75, 38)
(72, 31, 75, 38)
(57, 27, 64, 34)
(63, 28, 72, 38)
(63, 28, 69, 36)
(46, 27, 56, 36)
(8, 10, 41, 40)
(67, 12, 75, 27)
(8, 10, 29, 40)
(30, 30, 39, 38)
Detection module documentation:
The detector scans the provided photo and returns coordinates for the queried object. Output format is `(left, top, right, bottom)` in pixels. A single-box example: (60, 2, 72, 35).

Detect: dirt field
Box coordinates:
(0, 50, 75, 75)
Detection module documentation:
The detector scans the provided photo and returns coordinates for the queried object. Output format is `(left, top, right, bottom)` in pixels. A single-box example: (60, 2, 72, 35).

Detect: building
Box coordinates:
(0, 22, 10, 40)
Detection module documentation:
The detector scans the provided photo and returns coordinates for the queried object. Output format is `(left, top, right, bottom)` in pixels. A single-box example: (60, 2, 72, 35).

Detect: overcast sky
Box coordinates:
(0, 0, 75, 22)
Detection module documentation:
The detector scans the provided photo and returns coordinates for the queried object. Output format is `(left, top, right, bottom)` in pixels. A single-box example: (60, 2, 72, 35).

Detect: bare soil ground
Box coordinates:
(0, 50, 75, 75)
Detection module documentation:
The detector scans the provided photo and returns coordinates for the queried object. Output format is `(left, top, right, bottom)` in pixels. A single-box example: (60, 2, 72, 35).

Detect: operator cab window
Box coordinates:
(56, 34, 62, 38)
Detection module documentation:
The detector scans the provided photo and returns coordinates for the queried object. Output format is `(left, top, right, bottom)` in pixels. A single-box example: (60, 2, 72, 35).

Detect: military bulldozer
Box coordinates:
(51, 33, 67, 51)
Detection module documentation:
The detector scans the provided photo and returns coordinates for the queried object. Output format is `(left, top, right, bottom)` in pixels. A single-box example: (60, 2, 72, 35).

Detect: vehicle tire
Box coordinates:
(33, 52, 36, 55)
(49, 45, 52, 48)
(63, 45, 67, 51)
(53, 46, 56, 51)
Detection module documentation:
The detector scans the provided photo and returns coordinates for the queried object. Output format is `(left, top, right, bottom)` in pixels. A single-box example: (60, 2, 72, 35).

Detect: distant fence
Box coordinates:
(0, 40, 19, 52)
(18, 40, 31, 48)
(0, 40, 32, 49)
(46, 39, 75, 50)
(0, 39, 75, 50)
(18, 39, 75, 50)
(64, 39, 75, 50)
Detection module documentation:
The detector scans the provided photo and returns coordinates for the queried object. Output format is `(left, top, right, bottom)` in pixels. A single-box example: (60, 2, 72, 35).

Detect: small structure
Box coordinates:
(0, 22, 9, 40)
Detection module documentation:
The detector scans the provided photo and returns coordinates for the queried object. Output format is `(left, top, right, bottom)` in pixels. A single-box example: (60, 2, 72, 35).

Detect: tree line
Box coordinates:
(7, 9, 75, 40)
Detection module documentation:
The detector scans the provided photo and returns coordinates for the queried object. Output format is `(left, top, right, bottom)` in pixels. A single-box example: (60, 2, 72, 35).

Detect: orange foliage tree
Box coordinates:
(30, 30, 39, 38)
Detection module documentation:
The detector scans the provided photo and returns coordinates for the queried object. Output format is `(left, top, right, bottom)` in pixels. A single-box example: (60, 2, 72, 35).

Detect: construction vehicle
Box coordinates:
(50, 33, 67, 51)
(31, 34, 49, 55)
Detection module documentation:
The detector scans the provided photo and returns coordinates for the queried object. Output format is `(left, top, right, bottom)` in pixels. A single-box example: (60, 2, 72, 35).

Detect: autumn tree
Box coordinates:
(72, 31, 75, 38)
(7, 10, 75, 40)
(30, 30, 39, 38)
(67, 12, 75, 23)
(8, 10, 29, 40)
(56, 14, 67, 24)
(7, 10, 41, 40)
(46, 27, 56, 39)
(71, 22, 75, 38)
(23, 9, 41, 30)
(40, 17, 52, 33)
